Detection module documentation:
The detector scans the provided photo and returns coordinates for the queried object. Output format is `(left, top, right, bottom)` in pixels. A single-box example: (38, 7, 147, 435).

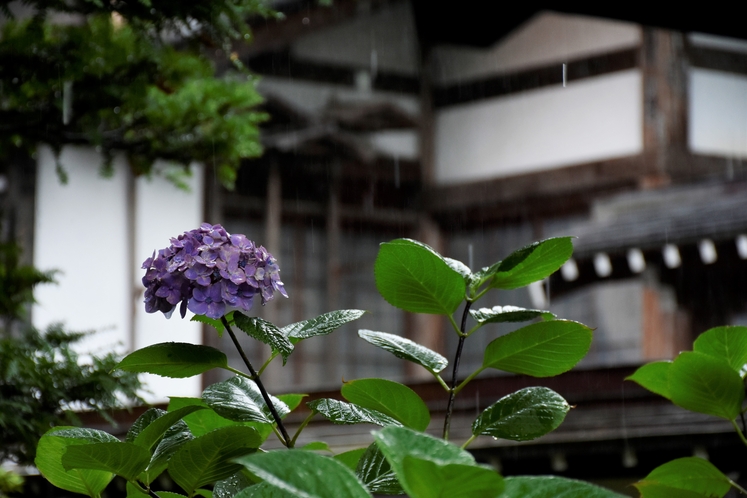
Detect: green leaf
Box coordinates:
(234, 314, 294, 365)
(276, 393, 307, 413)
(127, 481, 151, 497)
(626, 362, 673, 399)
(191, 314, 227, 336)
(281, 310, 367, 343)
(234, 483, 295, 497)
(35, 427, 114, 497)
(145, 423, 194, 485)
(358, 330, 448, 373)
(134, 405, 206, 452)
(373, 427, 484, 497)
(168, 426, 262, 496)
(482, 320, 592, 377)
(127, 408, 166, 443)
(308, 398, 403, 427)
(214, 471, 256, 498)
(486, 237, 573, 290)
(62, 442, 151, 481)
(635, 457, 732, 498)
(472, 387, 570, 441)
(469, 306, 554, 325)
(355, 443, 403, 495)
(693, 325, 747, 376)
(443, 257, 472, 282)
(342, 379, 430, 431)
(168, 398, 274, 443)
(300, 441, 332, 452)
(374, 239, 465, 315)
(373, 426, 476, 469)
(117, 343, 229, 378)
(334, 448, 367, 472)
(158, 493, 190, 498)
(502, 476, 627, 497)
(49, 428, 120, 444)
(668, 352, 744, 420)
(202, 376, 290, 424)
(401, 456, 503, 498)
(234, 450, 372, 498)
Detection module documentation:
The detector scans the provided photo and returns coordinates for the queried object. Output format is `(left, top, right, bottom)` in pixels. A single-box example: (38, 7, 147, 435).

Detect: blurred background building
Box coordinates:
(4, 0, 747, 494)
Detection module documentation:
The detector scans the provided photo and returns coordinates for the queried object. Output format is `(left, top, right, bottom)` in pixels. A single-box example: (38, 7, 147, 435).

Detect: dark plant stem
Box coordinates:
(442, 301, 473, 440)
(221, 316, 292, 448)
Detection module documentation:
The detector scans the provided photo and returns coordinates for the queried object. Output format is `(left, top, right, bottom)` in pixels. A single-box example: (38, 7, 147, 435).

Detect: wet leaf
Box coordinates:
(470, 306, 555, 325)
(234, 450, 372, 498)
(308, 398, 402, 427)
(634, 457, 732, 498)
(202, 376, 289, 424)
(62, 442, 150, 481)
(502, 476, 627, 497)
(472, 387, 570, 441)
(282, 310, 367, 343)
(117, 342, 228, 378)
(358, 330, 448, 373)
(168, 426, 261, 496)
(626, 362, 672, 399)
(401, 456, 503, 498)
(342, 379, 430, 431)
(486, 237, 573, 290)
(234, 314, 294, 365)
(482, 320, 592, 377)
(355, 443, 403, 495)
(693, 325, 747, 377)
(375, 239, 465, 315)
(668, 352, 744, 420)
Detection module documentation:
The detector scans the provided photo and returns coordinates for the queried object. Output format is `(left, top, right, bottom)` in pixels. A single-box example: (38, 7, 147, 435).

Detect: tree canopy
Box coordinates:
(0, 0, 275, 188)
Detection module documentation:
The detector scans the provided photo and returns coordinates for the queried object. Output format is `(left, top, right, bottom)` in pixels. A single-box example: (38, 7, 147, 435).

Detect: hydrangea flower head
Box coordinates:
(142, 223, 287, 319)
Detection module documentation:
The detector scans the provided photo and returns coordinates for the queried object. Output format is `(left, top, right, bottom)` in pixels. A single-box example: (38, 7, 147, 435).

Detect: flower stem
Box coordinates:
(732, 419, 747, 449)
(442, 301, 473, 440)
(290, 410, 317, 447)
(221, 316, 291, 448)
(730, 479, 747, 496)
(461, 434, 478, 450)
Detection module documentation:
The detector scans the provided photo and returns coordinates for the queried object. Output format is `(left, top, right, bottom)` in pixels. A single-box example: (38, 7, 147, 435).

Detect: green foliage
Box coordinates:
(358, 329, 448, 373)
(234, 450, 372, 498)
(0, 241, 54, 321)
(471, 387, 570, 441)
(308, 398, 403, 427)
(117, 342, 229, 378)
(374, 239, 465, 315)
(634, 457, 732, 498)
(341, 378, 430, 431)
(36, 236, 609, 497)
(482, 320, 592, 377)
(629, 326, 747, 497)
(0, 0, 274, 188)
(502, 476, 627, 497)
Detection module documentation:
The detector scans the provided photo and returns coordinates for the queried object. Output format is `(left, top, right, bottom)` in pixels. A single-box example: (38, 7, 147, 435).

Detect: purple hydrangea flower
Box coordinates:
(142, 223, 287, 319)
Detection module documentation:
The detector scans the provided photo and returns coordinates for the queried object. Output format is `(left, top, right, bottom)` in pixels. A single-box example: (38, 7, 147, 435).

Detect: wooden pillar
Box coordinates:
(641, 28, 689, 185)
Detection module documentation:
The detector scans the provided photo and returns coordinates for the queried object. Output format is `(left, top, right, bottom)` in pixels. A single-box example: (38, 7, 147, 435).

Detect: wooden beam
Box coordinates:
(434, 48, 638, 108)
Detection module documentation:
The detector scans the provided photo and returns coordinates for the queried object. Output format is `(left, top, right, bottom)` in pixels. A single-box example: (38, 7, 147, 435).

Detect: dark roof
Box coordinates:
(560, 182, 747, 258)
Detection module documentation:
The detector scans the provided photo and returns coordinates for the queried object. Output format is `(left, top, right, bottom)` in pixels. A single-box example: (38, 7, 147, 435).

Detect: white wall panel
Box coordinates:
(433, 12, 640, 85)
(34, 145, 130, 357)
(689, 68, 747, 158)
(134, 162, 204, 402)
(434, 70, 643, 184)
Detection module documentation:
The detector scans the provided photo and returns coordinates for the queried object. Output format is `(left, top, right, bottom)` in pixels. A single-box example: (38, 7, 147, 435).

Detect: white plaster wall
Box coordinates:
(432, 11, 641, 85)
(434, 69, 643, 184)
(689, 68, 747, 158)
(34, 146, 205, 403)
(34, 145, 131, 357)
(134, 162, 204, 403)
(291, 1, 419, 75)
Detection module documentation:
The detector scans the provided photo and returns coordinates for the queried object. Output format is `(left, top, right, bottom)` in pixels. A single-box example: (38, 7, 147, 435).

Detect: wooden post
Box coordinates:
(640, 27, 689, 185)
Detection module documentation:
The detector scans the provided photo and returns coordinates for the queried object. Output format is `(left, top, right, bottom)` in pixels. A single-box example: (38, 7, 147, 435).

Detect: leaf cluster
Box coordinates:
(0, 0, 273, 188)
(628, 325, 747, 497)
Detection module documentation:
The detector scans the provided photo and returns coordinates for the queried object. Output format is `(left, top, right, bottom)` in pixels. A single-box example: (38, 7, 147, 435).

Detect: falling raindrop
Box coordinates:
(62, 81, 73, 125)
(370, 49, 378, 80)
(468, 243, 473, 269)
